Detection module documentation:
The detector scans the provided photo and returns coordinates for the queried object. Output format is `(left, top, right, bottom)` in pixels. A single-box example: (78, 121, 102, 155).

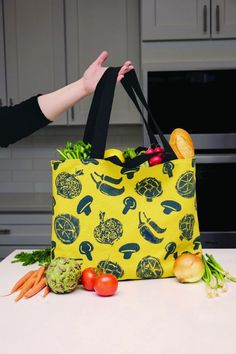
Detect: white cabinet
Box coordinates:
(0, 214, 51, 260)
(141, 0, 236, 40)
(1, 0, 67, 125)
(211, 0, 236, 38)
(0, 0, 141, 126)
(65, 0, 141, 125)
(0, 1, 6, 107)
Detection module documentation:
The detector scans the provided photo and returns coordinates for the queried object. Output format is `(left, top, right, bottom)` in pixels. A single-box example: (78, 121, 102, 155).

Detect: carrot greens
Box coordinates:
(11, 248, 51, 267)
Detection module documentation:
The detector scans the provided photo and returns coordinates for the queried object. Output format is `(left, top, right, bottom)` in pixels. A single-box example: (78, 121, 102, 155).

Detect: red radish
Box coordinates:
(145, 146, 164, 166)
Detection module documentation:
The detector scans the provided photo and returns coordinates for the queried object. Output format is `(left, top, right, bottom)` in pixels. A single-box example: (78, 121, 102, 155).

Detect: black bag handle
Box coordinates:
(83, 67, 159, 157)
(83, 67, 176, 161)
(83, 67, 119, 157)
(121, 70, 176, 160)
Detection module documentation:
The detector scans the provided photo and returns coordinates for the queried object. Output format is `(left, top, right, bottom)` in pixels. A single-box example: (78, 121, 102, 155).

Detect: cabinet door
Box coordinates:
(65, 0, 141, 125)
(211, 0, 236, 38)
(3, 0, 67, 125)
(141, 0, 210, 40)
(0, 0, 6, 106)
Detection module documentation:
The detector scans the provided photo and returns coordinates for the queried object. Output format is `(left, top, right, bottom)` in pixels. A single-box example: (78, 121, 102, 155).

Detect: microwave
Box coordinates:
(145, 68, 236, 248)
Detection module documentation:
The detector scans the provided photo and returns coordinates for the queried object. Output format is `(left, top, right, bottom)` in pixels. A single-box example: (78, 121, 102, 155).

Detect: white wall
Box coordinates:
(0, 125, 143, 193)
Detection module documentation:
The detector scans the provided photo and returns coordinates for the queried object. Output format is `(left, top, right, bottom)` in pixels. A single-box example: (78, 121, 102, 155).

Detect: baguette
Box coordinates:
(169, 128, 195, 159)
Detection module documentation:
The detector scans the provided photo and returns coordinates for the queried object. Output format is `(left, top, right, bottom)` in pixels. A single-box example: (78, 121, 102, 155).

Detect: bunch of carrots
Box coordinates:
(6, 266, 50, 301)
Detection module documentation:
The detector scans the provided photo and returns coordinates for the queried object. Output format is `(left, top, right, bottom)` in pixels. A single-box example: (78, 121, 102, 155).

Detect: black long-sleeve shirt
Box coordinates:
(0, 95, 51, 147)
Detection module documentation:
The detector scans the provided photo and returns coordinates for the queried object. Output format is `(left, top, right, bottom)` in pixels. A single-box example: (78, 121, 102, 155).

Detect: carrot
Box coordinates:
(33, 266, 46, 285)
(15, 272, 37, 302)
(42, 285, 51, 298)
(10, 270, 35, 294)
(24, 276, 46, 299)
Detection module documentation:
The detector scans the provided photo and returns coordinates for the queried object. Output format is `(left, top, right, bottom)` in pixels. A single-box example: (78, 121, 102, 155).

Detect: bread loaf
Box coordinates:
(169, 128, 195, 159)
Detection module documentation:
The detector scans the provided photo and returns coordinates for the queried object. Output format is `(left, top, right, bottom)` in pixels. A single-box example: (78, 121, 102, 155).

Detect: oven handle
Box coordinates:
(196, 154, 236, 164)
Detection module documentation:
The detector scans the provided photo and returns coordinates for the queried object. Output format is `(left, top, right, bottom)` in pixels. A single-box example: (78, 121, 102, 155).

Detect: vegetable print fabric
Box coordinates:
(51, 157, 201, 280)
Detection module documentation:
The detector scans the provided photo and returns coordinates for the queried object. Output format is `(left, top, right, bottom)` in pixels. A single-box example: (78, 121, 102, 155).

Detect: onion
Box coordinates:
(173, 253, 205, 283)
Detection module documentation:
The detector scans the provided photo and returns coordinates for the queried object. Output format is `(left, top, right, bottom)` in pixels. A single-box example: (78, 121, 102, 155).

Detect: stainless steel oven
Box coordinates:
(145, 68, 236, 248)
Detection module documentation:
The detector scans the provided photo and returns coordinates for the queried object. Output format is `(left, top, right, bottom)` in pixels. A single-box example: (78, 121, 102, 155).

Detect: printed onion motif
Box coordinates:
(94, 211, 123, 245)
(56, 172, 82, 199)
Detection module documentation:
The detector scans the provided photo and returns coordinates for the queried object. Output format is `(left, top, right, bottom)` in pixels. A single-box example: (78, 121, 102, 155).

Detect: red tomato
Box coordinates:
(94, 274, 118, 297)
(81, 267, 101, 291)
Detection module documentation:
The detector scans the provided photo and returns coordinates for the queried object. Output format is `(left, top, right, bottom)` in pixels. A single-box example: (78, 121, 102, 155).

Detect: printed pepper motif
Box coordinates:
(138, 212, 165, 244)
(90, 173, 125, 196)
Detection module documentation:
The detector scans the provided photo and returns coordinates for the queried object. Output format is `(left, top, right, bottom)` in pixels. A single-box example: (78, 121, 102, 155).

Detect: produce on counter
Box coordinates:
(57, 140, 91, 161)
(11, 248, 51, 266)
(93, 273, 118, 297)
(45, 258, 81, 294)
(81, 267, 102, 291)
(81, 267, 119, 296)
(202, 254, 236, 298)
(173, 253, 205, 283)
(2, 266, 48, 301)
(174, 252, 236, 298)
(169, 128, 195, 159)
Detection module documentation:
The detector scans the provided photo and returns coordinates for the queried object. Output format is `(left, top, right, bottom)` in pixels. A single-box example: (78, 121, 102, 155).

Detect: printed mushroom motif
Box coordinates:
(79, 241, 94, 260)
(121, 167, 140, 179)
(77, 195, 93, 216)
(122, 196, 137, 214)
(162, 161, 174, 178)
(119, 243, 140, 259)
(161, 200, 182, 215)
(164, 242, 176, 260)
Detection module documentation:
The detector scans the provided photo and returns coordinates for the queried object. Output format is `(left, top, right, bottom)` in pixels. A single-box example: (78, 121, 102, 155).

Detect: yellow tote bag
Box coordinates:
(51, 68, 201, 280)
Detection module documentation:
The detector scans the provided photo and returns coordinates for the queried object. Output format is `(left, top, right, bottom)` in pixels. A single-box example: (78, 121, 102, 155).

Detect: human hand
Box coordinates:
(81, 50, 134, 96)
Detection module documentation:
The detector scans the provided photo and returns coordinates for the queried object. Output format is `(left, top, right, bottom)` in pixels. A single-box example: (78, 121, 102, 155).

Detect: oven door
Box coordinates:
(196, 153, 236, 248)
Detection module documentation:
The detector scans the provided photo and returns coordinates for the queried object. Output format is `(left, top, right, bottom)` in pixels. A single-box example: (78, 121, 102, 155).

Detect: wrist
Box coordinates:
(78, 78, 92, 98)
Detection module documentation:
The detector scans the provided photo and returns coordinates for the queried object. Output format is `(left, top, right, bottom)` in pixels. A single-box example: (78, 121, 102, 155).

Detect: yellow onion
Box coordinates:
(173, 253, 205, 283)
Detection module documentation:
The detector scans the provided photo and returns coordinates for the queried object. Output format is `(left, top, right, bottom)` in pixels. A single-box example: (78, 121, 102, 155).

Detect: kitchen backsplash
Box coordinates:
(0, 125, 143, 193)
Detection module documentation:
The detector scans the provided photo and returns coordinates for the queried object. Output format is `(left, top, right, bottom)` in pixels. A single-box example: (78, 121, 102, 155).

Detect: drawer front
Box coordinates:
(0, 214, 51, 224)
(0, 224, 51, 238)
(0, 214, 52, 260)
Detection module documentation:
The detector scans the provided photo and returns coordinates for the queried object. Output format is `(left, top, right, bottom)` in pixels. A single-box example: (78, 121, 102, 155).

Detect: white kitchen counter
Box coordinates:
(0, 249, 236, 354)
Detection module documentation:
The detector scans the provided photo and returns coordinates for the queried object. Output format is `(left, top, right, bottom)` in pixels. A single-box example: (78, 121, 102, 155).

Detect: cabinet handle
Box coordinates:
(216, 5, 220, 33)
(203, 5, 207, 33)
(0, 229, 11, 235)
(9, 98, 14, 106)
(71, 106, 75, 121)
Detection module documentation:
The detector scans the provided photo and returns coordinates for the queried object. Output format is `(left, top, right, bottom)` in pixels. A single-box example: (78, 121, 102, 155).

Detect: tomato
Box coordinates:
(81, 267, 101, 291)
(94, 274, 118, 297)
